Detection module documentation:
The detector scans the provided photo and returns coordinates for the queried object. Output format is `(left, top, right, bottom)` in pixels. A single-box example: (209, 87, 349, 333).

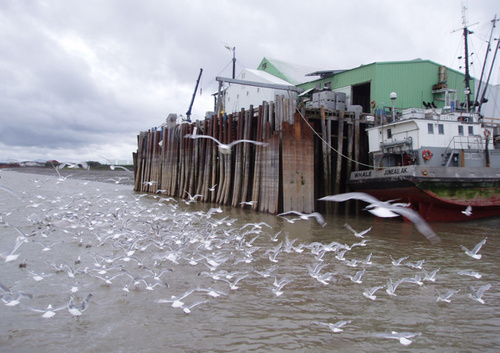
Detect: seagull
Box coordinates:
(208, 184, 217, 192)
(390, 255, 408, 266)
(385, 278, 403, 296)
(99, 156, 132, 172)
(344, 223, 372, 238)
(363, 285, 385, 300)
(26, 304, 66, 318)
(314, 320, 352, 333)
(436, 289, 460, 303)
(277, 211, 327, 227)
(196, 287, 227, 298)
(346, 268, 365, 284)
(185, 134, 268, 155)
(2, 235, 28, 262)
(2, 291, 33, 306)
(462, 205, 472, 216)
(183, 190, 204, 204)
(422, 268, 440, 282)
(457, 269, 482, 279)
(157, 289, 195, 307)
(467, 283, 491, 304)
(460, 237, 487, 259)
(319, 192, 440, 244)
(239, 200, 257, 206)
(67, 293, 93, 316)
(221, 274, 249, 290)
(378, 331, 421, 346)
(181, 300, 208, 314)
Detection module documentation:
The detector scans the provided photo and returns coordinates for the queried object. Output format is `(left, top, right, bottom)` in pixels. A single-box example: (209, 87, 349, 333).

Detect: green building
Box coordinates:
(257, 57, 474, 114)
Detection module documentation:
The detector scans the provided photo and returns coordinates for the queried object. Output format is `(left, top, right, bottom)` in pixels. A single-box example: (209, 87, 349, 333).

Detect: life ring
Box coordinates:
(422, 149, 433, 161)
(484, 129, 491, 138)
(370, 100, 376, 108)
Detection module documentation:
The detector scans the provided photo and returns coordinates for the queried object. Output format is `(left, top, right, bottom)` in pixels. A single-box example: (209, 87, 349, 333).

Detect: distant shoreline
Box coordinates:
(5, 166, 135, 186)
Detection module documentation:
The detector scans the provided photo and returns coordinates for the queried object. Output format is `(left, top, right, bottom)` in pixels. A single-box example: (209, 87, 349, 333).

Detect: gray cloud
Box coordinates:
(0, 0, 497, 163)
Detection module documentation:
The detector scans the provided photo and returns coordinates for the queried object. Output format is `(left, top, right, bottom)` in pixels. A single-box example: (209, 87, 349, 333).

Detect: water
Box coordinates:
(0, 169, 499, 352)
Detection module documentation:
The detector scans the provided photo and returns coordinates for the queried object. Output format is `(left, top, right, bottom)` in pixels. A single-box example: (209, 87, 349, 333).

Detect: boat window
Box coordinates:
(387, 128, 392, 138)
(428, 123, 434, 134)
(468, 126, 474, 135)
(438, 124, 444, 134)
(458, 126, 464, 136)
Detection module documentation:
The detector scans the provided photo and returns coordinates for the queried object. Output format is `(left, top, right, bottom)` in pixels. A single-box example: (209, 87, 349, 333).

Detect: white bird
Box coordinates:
(221, 274, 249, 290)
(347, 268, 365, 284)
(183, 190, 203, 204)
(467, 283, 491, 304)
(277, 211, 326, 227)
(99, 156, 132, 172)
(363, 285, 385, 300)
(2, 234, 29, 262)
(196, 287, 227, 298)
(460, 237, 487, 259)
(239, 200, 257, 206)
(181, 300, 208, 314)
(436, 289, 460, 303)
(157, 289, 195, 308)
(422, 268, 440, 282)
(385, 278, 403, 296)
(457, 269, 482, 279)
(378, 331, 421, 346)
(462, 205, 472, 216)
(26, 304, 66, 318)
(1, 291, 33, 306)
(344, 223, 372, 238)
(319, 192, 440, 243)
(67, 293, 93, 316)
(185, 134, 268, 155)
(390, 255, 408, 266)
(314, 320, 352, 333)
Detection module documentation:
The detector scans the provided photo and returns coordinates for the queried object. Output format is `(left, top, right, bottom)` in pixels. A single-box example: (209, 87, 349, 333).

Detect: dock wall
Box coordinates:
(133, 96, 369, 214)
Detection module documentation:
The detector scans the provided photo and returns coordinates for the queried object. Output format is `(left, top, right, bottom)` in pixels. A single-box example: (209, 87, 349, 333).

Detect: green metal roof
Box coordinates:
(297, 59, 471, 110)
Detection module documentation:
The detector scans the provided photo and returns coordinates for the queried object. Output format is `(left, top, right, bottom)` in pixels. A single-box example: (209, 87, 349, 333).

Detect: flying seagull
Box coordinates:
(277, 211, 327, 227)
(185, 134, 268, 155)
(460, 237, 487, 259)
(319, 192, 440, 244)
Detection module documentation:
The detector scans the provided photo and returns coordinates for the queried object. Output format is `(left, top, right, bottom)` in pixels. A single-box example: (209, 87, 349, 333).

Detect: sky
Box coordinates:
(0, 0, 498, 164)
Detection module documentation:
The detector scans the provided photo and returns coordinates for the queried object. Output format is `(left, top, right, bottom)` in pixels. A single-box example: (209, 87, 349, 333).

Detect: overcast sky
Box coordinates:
(0, 0, 497, 164)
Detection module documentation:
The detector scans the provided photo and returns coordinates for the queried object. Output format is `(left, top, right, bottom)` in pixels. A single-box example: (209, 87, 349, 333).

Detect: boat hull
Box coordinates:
(348, 166, 500, 222)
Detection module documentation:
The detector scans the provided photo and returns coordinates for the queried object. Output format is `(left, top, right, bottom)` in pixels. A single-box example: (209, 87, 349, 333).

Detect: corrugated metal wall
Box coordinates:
(297, 60, 469, 112)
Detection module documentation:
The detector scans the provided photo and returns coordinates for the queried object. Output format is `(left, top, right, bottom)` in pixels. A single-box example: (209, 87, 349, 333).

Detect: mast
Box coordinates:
(463, 25, 472, 111)
(475, 15, 497, 105)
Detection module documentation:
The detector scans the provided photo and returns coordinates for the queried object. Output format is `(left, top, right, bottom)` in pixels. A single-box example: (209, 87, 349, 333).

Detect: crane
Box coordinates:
(186, 68, 203, 122)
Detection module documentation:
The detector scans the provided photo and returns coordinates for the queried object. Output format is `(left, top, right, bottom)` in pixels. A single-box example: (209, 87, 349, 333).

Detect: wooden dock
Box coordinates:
(133, 96, 369, 214)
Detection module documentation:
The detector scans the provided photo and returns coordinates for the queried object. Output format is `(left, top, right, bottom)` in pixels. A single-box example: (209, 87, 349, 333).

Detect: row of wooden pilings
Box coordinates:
(133, 96, 368, 215)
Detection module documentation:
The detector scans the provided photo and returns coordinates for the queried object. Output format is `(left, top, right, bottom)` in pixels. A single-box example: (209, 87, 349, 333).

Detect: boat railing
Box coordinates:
(447, 135, 483, 150)
(482, 117, 500, 128)
(442, 135, 484, 166)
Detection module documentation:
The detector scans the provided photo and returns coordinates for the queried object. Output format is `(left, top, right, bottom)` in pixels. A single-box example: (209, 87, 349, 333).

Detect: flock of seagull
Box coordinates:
(0, 168, 495, 348)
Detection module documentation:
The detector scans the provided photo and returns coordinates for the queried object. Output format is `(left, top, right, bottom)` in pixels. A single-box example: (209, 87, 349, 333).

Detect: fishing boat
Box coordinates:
(348, 16, 500, 222)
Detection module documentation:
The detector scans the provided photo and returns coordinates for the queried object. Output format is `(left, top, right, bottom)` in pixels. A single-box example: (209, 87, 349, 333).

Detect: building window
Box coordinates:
(458, 126, 464, 136)
(438, 124, 444, 135)
(468, 126, 474, 135)
(428, 123, 434, 134)
(387, 129, 392, 139)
